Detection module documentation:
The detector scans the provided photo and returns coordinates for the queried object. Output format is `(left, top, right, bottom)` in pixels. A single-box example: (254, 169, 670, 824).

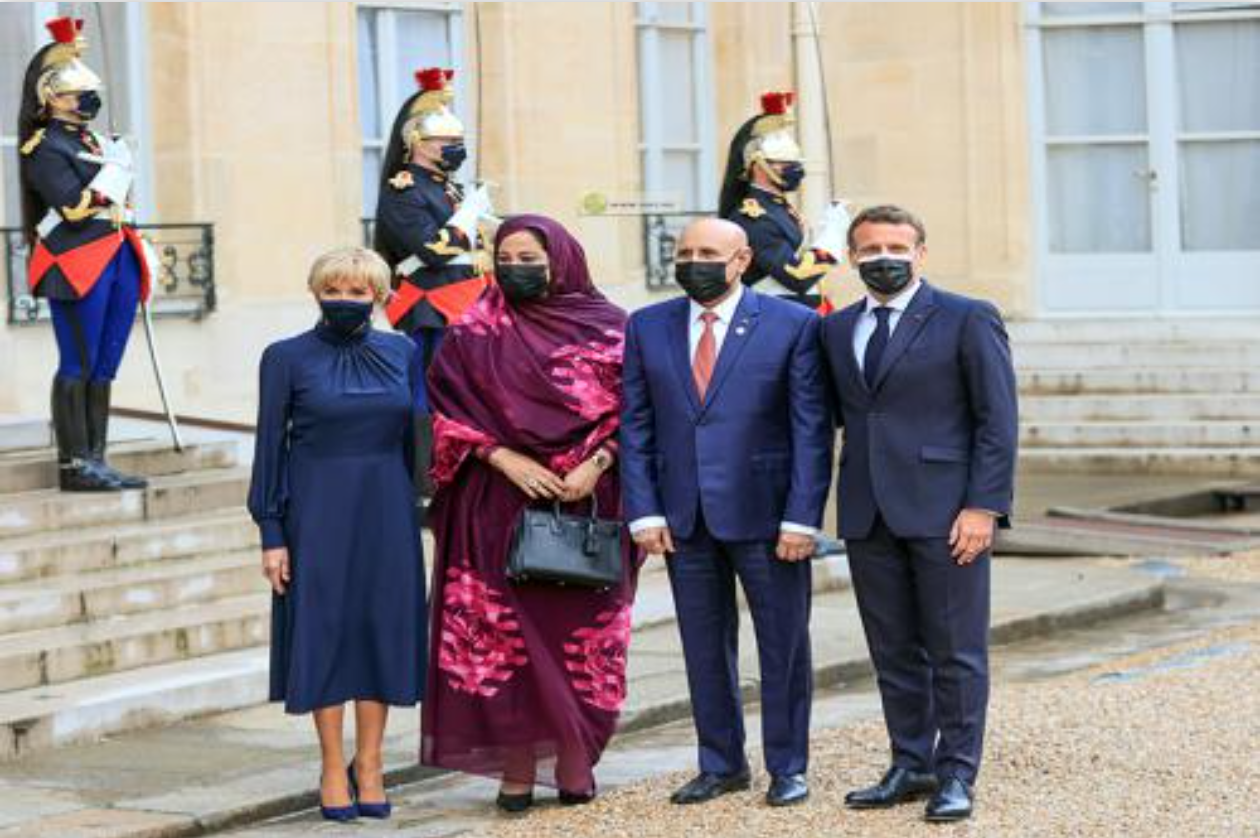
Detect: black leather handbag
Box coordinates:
(507, 497, 624, 590)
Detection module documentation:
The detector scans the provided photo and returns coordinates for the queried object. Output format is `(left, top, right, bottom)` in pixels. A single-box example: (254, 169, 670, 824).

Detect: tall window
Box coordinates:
(636, 2, 716, 212)
(357, 3, 468, 216)
(1027, 2, 1260, 312)
(0, 3, 148, 227)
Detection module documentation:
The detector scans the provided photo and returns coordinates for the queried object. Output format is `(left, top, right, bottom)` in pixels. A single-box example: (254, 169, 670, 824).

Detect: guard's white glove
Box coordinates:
(809, 200, 852, 261)
(445, 183, 496, 243)
(100, 134, 135, 169)
(86, 135, 135, 207)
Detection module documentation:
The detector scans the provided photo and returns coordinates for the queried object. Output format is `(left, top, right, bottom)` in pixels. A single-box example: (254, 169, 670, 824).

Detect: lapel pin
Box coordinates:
(735, 325, 747, 336)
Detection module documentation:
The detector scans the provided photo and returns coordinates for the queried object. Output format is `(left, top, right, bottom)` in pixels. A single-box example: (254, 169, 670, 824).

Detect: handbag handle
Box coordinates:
(548, 496, 605, 556)
(550, 493, 600, 523)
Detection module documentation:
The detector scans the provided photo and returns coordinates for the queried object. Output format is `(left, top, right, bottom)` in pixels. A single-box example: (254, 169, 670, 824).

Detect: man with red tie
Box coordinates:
(620, 218, 833, 808)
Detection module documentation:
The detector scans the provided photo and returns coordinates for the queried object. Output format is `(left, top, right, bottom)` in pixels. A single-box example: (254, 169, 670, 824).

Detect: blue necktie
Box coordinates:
(863, 307, 892, 389)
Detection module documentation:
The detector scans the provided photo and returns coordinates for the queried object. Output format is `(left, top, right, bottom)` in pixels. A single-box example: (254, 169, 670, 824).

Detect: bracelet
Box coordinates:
(592, 448, 613, 471)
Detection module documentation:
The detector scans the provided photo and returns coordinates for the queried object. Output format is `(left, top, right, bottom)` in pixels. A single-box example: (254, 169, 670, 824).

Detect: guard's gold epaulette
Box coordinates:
(20, 129, 45, 156)
(388, 169, 415, 191)
(739, 197, 766, 219)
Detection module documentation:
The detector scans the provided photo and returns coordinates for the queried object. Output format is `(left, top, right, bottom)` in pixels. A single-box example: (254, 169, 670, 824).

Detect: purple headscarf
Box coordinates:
(428, 214, 627, 486)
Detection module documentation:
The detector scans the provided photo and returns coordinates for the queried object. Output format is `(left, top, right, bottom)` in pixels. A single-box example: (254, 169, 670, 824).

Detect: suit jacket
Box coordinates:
(21, 119, 148, 301)
(820, 281, 1019, 540)
(374, 163, 481, 331)
(726, 191, 828, 307)
(620, 289, 833, 542)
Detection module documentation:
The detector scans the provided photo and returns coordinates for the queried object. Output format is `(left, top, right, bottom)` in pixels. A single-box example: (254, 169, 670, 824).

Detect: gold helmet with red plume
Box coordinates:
(743, 91, 802, 169)
(36, 16, 102, 106)
(401, 67, 464, 148)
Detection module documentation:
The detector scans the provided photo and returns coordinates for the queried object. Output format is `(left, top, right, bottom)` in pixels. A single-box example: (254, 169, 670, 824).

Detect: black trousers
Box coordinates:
(846, 515, 990, 784)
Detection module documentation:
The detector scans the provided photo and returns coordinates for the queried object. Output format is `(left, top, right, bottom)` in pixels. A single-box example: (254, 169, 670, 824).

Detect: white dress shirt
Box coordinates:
(852, 279, 922, 371)
(629, 285, 816, 539)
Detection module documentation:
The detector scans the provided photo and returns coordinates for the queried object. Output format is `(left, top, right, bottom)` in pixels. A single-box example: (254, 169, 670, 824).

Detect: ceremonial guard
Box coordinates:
(373, 67, 492, 491)
(718, 92, 848, 313)
(18, 16, 152, 492)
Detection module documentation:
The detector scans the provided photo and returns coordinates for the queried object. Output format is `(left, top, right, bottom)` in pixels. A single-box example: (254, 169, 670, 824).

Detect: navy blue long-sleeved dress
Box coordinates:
(248, 321, 427, 714)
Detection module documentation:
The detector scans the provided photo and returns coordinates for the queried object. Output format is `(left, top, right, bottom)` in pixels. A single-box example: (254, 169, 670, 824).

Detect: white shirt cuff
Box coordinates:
(629, 516, 668, 535)
(780, 521, 819, 537)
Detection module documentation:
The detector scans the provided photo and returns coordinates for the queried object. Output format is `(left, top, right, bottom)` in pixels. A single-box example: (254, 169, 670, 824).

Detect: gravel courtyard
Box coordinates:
(479, 554, 1260, 838)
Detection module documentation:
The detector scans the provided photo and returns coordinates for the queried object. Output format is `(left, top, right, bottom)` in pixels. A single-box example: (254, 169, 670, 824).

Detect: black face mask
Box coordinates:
(776, 161, 805, 192)
(497, 263, 549, 303)
(675, 261, 732, 305)
(858, 257, 915, 297)
(319, 300, 373, 337)
(438, 143, 467, 172)
(75, 90, 103, 121)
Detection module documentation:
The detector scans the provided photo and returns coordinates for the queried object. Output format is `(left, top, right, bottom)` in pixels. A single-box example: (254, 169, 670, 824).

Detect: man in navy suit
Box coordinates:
(819, 205, 1018, 822)
(621, 218, 832, 808)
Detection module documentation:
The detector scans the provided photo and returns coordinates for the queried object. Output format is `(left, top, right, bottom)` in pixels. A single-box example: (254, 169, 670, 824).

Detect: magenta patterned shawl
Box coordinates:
(428, 214, 627, 488)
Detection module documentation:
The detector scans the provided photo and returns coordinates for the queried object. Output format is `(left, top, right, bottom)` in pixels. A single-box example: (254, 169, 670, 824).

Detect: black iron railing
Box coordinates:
(3, 223, 216, 325)
(643, 211, 710, 290)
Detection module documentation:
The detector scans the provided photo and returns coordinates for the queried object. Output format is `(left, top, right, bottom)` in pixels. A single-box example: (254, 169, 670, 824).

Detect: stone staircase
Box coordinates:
(1012, 320, 1260, 476)
(0, 414, 850, 763)
(0, 417, 268, 761)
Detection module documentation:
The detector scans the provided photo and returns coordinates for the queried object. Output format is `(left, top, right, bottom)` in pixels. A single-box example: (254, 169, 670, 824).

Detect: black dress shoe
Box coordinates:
(495, 790, 534, 814)
(845, 766, 939, 809)
(558, 788, 596, 806)
(669, 771, 751, 805)
(766, 774, 809, 807)
(925, 777, 973, 822)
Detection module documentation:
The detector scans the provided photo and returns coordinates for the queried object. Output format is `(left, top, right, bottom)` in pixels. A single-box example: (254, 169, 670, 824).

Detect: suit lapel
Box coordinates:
(700, 289, 761, 413)
(872, 282, 938, 392)
(833, 302, 868, 395)
(666, 299, 701, 417)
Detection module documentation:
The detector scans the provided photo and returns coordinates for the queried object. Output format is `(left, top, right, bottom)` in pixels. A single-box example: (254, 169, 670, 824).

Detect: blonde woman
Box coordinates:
(248, 247, 426, 822)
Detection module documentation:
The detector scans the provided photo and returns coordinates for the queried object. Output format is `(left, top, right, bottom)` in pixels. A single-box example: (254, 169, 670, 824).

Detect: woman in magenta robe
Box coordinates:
(422, 214, 637, 812)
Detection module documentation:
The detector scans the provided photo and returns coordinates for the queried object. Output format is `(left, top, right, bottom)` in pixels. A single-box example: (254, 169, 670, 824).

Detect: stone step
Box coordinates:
(1021, 420, 1260, 449)
(1019, 446, 1260, 476)
(0, 558, 1163, 767)
(1020, 394, 1260, 422)
(0, 510, 258, 584)
(0, 438, 240, 494)
(0, 416, 51, 453)
(0, 592, 269, 693)
(630, 553, 851, 632)
(0, 647, 269, 761)
(0, 550, 259, 636)
(1018, 367, 1260, 396)
(0, 468, 250, 540)
(1013, 342, 1260, 370)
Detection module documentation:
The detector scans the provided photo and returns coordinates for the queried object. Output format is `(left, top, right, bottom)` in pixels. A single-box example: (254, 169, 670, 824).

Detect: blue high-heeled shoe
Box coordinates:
(319, 775, 359, 822)
(348, 760, 392, 820)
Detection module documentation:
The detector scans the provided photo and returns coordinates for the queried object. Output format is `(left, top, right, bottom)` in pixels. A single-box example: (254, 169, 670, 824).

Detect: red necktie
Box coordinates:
(693, 311, 718, 399)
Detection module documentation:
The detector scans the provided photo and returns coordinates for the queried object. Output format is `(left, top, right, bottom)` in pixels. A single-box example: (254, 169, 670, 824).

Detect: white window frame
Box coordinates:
(1025, 1, 1260, 316)
(357, 2, 470, 216)
(636, 3, 716, 212)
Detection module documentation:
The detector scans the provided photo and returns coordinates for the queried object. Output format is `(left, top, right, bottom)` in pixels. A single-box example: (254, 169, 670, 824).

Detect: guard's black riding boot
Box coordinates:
(51, 376, 122, 492)
(86, 381, 148, 489)
(414, 411, 436, 500)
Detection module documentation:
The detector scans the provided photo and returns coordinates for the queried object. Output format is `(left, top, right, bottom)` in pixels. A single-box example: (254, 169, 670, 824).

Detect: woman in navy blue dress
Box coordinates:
(248, 247, 426, 822)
